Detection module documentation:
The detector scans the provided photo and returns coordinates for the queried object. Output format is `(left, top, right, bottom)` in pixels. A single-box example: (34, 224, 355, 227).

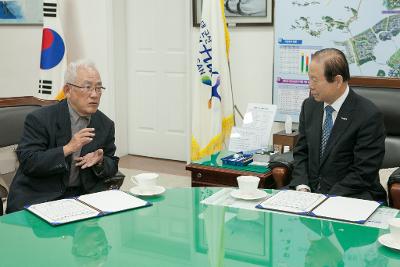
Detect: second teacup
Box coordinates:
(131, 172, 159, 190)
(388, 218, 400, 241)
(237, 175, 260, 194)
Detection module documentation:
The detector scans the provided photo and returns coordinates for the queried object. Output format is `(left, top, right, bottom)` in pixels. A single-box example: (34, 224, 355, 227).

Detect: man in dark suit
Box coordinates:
(289, 48, 387, 202)
(6, 60, 119, 213)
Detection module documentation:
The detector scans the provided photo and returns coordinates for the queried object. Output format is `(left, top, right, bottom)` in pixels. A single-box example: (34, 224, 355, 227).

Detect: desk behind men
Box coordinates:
(187, 151, 288, 188)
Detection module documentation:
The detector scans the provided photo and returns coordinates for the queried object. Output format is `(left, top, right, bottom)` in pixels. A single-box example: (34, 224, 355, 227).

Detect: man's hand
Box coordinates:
(75, 149, 104, 169)
(63, 128, 95, 156)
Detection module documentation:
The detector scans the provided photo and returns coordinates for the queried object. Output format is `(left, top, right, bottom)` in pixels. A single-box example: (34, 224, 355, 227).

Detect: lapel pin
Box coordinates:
(341, 117, 348, 120)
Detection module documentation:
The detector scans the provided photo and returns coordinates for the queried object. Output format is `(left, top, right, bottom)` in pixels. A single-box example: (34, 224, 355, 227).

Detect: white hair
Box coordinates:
(64, 59, 99, 84)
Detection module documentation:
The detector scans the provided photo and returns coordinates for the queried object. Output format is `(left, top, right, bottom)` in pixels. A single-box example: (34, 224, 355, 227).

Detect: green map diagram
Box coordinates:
(289, 0, 400, 77)
(273, 0, 400, 121)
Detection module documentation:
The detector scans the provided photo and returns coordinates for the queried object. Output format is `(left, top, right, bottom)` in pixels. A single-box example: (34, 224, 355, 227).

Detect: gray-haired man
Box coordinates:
(7, 60, 119, 213)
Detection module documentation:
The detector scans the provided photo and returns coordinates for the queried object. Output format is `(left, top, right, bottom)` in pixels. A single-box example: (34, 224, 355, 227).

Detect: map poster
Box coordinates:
(273, 0, 400, 122)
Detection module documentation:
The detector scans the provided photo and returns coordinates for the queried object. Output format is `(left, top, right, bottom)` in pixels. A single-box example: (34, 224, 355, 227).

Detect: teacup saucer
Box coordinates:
(230, 189, 268, 200)
(130, 185, 166, 196)
(378, 234, 400, 251)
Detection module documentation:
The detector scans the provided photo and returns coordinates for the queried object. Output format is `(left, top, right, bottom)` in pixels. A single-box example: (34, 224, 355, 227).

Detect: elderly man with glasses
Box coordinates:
(6, 60, 119, 213)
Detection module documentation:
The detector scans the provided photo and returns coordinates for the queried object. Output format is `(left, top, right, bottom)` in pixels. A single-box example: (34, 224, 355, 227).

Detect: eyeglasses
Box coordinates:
(67, 83, 106, 94)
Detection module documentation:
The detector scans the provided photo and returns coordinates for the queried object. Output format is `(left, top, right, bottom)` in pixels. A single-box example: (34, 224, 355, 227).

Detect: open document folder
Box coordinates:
(25, 190, 152, 226)
(256, 190, 382, 224)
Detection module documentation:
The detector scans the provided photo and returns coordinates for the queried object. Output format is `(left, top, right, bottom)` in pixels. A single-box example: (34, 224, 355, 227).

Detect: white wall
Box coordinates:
(0, 0, 115, 102)
(59, 0, 128, 156)
(59, 0, 115, 119)
(0, 1, 285, 158)
(229, 27, 287, 134)
(0, 26, 42, 97)
(0, 0, 127, 156)
(111, 0, 129, 157)
(230, 27, 275, 117)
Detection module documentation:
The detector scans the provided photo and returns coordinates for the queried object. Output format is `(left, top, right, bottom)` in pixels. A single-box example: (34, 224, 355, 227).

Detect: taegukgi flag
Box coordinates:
(191, 0, 234, 160)
(36, 0, 67, 100)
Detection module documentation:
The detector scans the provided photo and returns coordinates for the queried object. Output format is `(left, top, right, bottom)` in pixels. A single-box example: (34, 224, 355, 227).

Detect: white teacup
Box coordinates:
(388, 218, 400, 241)
(131, 173, 159, 191)
(237, 175, 260, 194)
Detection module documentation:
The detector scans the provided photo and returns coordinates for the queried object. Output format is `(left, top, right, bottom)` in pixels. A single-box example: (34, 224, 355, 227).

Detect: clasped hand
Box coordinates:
(75, 149, 104, 169)
(63, 128, 104, 169)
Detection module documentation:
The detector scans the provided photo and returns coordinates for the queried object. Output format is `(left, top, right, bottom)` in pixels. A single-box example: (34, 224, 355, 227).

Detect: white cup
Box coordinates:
(237, 175, 260, 194)
(131, 173, 158, 190)
(388, 218, 400, 241)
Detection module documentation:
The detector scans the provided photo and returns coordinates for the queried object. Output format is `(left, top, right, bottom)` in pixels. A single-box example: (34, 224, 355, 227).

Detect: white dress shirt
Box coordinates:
(322, 86, 349, 126)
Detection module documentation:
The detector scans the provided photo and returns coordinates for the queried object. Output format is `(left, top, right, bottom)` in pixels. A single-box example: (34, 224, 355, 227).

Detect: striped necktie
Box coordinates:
(320, 105, 335, 158)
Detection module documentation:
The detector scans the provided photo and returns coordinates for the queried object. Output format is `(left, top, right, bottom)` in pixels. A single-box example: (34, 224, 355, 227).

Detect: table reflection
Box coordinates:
(195, 188, 271, 266)
(2, 212, 110, 267)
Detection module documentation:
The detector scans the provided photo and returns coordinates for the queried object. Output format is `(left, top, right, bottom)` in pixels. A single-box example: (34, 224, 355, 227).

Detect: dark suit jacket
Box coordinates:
(6, 100, 119, 213)
(289, 89, 387, 202)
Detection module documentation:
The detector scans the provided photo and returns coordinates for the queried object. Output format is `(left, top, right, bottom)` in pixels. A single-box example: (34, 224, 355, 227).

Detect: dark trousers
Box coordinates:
(59, 186, 84, 199)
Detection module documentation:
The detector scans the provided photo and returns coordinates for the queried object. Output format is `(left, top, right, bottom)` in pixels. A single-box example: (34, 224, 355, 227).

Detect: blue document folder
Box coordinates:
(256, 190, 381, 224)
(26, 190, 152, 226)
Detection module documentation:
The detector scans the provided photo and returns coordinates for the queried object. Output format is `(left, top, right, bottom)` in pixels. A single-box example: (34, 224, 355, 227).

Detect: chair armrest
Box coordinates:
(104, 171, 125, 190)
(0, 184, 7, 199)
(271, 166, 290, 189)
(389, 183, 400, 209)
(0, 180, 6, 216)
(388, 168, 400, 208)
(269, 152, 294, 189)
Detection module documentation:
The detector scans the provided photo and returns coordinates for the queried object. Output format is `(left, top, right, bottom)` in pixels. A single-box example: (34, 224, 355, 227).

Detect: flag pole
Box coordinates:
(227, 60, 244, 126)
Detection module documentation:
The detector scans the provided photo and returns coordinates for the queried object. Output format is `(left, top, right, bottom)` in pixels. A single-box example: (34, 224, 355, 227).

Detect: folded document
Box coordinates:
(26, 190, 152, 226)
(256, 190, 381, 224)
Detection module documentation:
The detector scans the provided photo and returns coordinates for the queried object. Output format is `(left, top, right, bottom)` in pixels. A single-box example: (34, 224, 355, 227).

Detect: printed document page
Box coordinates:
(78, 190, 149, 213)
(259, 190, 327, 213)
(27, 198, 99, 225)
(229, 103, 277, 152)
(243, 103, 277, 148)
(311, 196, 381, 223)
(229, 127, 266, 152)
(242, 103, 277, 130)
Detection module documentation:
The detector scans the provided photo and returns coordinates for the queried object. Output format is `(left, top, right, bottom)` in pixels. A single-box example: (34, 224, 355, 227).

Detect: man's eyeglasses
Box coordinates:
(67, 83, 106, 94)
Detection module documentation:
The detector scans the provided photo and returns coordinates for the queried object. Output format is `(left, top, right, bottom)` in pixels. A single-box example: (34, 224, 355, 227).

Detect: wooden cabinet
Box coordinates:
(186, 163, 278, 189)
(273, 130, 299, 153)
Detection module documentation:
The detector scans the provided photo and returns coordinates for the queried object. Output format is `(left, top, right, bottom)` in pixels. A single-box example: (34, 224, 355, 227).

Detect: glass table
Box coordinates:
(1, 188, 399, 267)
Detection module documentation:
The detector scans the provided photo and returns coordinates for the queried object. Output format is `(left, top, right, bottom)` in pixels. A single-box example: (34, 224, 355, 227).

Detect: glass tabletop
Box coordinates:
(1, 188, 399, 267)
